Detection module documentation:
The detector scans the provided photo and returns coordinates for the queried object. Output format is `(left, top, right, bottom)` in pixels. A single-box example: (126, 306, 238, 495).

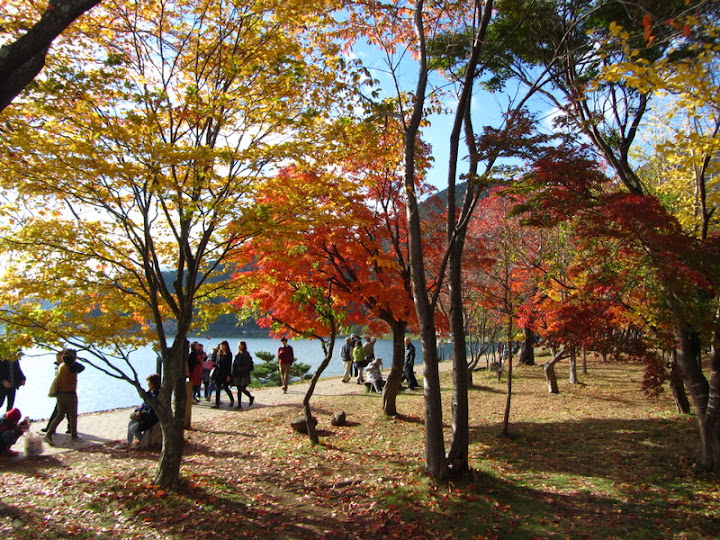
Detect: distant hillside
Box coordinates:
(160, 265, 270, 337)
(424, 181, 468, 208)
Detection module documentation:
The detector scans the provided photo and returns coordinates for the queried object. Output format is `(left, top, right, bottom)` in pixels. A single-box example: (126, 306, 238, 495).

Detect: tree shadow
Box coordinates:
(469, 415, 699, 483)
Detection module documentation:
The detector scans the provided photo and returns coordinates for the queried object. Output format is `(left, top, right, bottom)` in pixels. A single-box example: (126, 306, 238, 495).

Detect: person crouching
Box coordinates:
(0, 407, 29, 457)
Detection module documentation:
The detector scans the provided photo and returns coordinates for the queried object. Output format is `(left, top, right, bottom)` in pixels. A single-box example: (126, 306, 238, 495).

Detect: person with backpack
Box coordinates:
(232, 341, 255, 410)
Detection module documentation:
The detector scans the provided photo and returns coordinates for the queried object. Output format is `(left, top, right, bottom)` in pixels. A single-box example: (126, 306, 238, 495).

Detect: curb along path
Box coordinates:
(11, 374, 372, 460)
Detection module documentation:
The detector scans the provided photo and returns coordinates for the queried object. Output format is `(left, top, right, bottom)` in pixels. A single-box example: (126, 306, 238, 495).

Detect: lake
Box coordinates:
(11, 336, 426, 421)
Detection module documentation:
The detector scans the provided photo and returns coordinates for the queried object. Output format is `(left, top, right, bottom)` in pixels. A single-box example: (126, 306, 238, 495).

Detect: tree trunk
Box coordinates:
(582, 348, 588, 375)
(303, 332, 337, 444)
(568, 350, 578, 384)
(0, 0, 102, 112)
(382, 320, 407, 416)
(544, 351, 567, 394)
(447, 237, 469, 474)
(501, 348, 513, 437)
(518, 326, 535, 365)
(153, 338, 190, 488)
(401, 0, 446, 483)
(674, 324, 720, 471)
(669, 350, 691, 414)
(154, 416, 185, 487)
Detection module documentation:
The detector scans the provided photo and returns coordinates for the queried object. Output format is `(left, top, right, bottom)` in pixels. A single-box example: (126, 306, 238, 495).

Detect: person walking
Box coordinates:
(233, 341, 255, 410)
(277, 337, 294, 393)
(41, 351, 68, 434)
(353, 339, 367, 384)
(44, 349, 85, 445)
(403, 337, 419, 390)
(0, 352, 25, 412)
(211, 341, 234, 409)
(188, 342, 204, 403)
(202, 351, 216, 401)
(363, 335, 376, 363)
(340, 337, 353, 383)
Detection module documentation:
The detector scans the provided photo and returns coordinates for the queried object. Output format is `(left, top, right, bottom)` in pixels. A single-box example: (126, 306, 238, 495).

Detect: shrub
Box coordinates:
(251, 351, 312, 387)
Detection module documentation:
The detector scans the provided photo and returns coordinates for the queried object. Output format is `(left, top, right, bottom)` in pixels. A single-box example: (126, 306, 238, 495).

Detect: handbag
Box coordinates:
(48, 376, 59, 398)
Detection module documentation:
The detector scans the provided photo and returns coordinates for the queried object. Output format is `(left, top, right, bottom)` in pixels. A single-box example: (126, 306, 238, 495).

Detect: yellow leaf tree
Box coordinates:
(0, 0, 357, 487)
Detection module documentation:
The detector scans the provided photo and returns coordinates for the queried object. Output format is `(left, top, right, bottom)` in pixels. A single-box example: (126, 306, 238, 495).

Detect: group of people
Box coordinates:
(190, 339, 257, 410)
(0, 348, 88, 454)
(340, 334, 419, 393)
(341, 334, 375, 385)
(1, 334, 418, 456)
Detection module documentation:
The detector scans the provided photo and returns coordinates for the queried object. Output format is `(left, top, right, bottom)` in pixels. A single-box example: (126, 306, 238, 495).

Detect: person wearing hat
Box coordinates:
(0, 407, 29, 456)
(277, 337, 295, 393)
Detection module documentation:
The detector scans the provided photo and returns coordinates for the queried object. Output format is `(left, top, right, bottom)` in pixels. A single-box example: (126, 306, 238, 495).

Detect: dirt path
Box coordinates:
(15, 372, 371, 458)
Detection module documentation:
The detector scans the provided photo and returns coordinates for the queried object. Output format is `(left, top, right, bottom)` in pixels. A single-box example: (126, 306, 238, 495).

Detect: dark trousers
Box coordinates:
(403, 366, 419, 389)
(47, 391, 78, 438)
(0, 386, 16, 412)
(237, 385, 252, 402)
(215, 382, 234, 406)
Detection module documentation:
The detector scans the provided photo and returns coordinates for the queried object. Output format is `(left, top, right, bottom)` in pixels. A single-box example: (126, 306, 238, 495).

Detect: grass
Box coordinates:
(1, 357, 719, 539)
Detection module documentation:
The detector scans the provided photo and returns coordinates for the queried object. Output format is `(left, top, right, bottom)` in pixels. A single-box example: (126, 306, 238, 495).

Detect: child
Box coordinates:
(0, 407, 30, 457)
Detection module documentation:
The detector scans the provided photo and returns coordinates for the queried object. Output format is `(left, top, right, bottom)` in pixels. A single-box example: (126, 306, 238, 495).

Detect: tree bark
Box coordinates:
(502, 344, 512, 437)
(447, 239, 469, 473)
(153, 338, 190, 488)
(674, 324, 720, 471)
(544, 351, 568, 394)
(443, 0, 493, 476)
(518, 326, 535, 365)
(382, 320, 407, 416)
(0, 0, 102, 111)
(669, 350, 691, 414)
(568, 350, 578, 384)
(303, 332, 337, 445)
(401, 0, 446, 482)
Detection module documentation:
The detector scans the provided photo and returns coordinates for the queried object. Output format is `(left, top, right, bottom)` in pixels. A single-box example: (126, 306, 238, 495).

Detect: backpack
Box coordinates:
(234, 352, 254, 377)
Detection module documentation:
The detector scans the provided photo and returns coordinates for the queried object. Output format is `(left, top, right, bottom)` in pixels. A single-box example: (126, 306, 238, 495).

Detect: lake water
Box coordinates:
(11, 336, 425, 421)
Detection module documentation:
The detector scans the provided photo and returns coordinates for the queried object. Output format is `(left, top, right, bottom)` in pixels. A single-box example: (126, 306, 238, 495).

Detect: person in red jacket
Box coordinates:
(277, 337, 294, 393)
(0, 407, 29, 457)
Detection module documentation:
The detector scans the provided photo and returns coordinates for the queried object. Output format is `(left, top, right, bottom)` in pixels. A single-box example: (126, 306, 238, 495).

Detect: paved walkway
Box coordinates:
(9, 374, 372, 459)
